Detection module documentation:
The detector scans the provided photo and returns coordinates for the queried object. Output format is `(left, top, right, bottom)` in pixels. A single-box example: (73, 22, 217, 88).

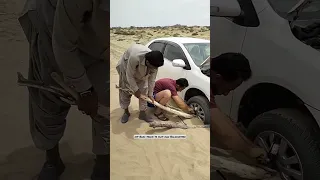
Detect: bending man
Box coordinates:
(116, 44, 164, 123)
(19, 0, 110, 179)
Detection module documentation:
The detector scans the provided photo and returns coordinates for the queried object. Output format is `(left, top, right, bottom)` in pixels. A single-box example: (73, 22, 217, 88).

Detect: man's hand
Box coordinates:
(149, 95, 155, 104)
(245, 147, 268, 164)
(77, 88, 98, 116)
(187, 107, 195, 114)
(134, 90, 141, 98)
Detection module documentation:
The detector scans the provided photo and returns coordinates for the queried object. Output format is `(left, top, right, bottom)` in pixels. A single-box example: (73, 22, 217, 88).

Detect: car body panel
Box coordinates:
(211, 0, 320, 125)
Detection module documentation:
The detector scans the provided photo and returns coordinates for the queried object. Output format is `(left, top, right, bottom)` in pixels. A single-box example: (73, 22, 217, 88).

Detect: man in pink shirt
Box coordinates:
(149, 78, 194, 120)
(210, 53, 267, 165)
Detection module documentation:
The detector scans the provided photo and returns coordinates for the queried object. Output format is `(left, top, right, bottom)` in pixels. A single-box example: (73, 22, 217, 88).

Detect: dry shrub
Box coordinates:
(114, 29, 135, 35)
(134, 39, 140, 43)
(173, 33, 180, 37)
(200, 27, 209, 32)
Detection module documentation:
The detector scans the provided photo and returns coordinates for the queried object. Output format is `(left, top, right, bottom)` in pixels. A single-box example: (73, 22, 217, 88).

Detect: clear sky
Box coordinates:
(110, 0, 210, 27)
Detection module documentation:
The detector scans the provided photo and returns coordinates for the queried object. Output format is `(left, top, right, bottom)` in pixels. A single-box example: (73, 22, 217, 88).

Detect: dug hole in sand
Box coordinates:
(110, 26, 210, 180)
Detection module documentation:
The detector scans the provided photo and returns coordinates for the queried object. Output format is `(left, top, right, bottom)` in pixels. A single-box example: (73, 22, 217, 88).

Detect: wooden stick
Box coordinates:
(116, 85, 194, 119)
(211, 147, 278, 179)
(149, 120, 209, 129)
(17, 72, 76, 105)
(17, 72, 67, 97)
(51, 72, 80, 101)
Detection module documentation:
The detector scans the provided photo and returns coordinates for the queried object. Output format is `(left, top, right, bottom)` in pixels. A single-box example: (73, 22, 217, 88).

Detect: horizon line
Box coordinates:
(110, 24, 210, 28)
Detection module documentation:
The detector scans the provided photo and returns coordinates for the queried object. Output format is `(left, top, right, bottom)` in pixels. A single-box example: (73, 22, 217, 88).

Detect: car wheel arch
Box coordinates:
(184, 88, 208, 102)
(237, 82, 316, 127)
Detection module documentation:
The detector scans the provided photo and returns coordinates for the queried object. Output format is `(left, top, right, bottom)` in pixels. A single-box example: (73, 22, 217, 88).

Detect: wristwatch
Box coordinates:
(79, 86, 94, 97)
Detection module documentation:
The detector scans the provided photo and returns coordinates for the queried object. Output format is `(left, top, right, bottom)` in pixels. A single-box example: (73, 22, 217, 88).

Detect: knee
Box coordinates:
(163, 90, 172, 98)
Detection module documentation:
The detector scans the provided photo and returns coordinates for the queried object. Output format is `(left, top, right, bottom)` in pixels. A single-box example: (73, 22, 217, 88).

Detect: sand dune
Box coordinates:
(110, 26, 210, 180)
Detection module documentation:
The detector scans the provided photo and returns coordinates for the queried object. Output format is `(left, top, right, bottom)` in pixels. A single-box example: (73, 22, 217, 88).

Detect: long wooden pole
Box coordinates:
(149, 121, 209, 129)
(115, 85, 194, 119)
(211, 147, 278, 179)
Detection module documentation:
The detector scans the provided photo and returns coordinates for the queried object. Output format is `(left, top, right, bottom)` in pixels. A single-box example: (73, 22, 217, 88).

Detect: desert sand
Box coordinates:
(110, 26, 210, 180)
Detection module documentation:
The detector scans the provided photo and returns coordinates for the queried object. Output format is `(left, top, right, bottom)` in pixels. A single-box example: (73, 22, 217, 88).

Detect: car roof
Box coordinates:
(152, 37, 209, 44)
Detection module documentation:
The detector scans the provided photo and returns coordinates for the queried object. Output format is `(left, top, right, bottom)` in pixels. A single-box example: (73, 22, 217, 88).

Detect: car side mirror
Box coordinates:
(210, 0, 241, 17)
(172, 59, 186, 68)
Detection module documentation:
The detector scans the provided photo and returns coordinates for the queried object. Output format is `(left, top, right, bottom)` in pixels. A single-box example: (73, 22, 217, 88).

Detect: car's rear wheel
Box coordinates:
(187, 96, 210, 124)
(246, 108, 320, 180)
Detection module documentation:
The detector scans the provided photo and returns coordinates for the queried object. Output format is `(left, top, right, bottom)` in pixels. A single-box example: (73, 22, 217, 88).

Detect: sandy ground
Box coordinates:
(109, 26, 210, 180)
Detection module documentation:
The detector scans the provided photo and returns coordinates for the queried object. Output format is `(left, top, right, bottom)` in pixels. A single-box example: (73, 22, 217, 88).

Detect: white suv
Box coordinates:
(146, 37, 210, 124)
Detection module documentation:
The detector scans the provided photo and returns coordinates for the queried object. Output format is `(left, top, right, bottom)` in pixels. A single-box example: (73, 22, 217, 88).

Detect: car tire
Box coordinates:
(246, 108, 320, 180)
(187, 96, 210, 124)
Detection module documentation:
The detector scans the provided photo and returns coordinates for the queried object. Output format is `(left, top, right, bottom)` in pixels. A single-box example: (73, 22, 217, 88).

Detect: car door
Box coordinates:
(211, 0, 260, 118)
(158, 42, 189, 81)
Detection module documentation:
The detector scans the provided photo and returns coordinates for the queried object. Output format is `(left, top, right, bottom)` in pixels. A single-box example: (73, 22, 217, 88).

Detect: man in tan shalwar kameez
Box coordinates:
(116, 44, 164, 123)
(19, 0, 110, 179)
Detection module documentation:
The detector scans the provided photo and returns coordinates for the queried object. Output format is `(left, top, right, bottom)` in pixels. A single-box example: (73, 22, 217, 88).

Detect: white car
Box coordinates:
(146, 37, 210, 124)
(212, 0, 320, 179)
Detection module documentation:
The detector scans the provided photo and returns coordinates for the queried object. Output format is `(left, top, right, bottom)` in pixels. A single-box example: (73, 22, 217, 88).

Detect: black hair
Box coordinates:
(145, 51, 164, 67)
(211, 53, 252, 82)
(176, 78, 189, 87)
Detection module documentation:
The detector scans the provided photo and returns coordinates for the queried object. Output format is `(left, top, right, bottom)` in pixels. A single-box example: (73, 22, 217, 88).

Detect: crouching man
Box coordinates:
(148, 78, 195, 120)
(210, 53, 267, 161)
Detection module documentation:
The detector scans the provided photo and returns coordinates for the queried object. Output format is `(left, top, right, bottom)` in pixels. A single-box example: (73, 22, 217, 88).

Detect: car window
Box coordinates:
(148, 42, 165, 52)
(268, 1, 320, 20)
(268, 0, 302, 18)
(163, 44, 186, 61)
(183, 43, 210, 66)
(296, 1, 320, 20)
(229, 0, 260, 27)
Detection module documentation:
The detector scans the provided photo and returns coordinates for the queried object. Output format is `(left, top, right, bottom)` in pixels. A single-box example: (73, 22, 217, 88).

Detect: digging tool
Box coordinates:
(211, 147, 279, 180)
(17, 72, 105, 121)
(115, 85, 194, 119)
(17, 72, 76, 105)
(148, 120, 209, 129)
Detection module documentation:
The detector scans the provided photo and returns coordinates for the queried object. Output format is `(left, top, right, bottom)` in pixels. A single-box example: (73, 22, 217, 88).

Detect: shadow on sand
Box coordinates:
(111, 107, 145, 139)
(0, 142, 95, 180)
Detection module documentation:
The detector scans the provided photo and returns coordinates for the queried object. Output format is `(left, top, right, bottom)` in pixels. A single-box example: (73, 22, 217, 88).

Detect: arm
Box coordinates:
(147, 69, 158, 97)
(172, 95, 189, 111)
(52, 0, 93, 92)
(211, 107, 257, 152)
(126, 55, 139, 92)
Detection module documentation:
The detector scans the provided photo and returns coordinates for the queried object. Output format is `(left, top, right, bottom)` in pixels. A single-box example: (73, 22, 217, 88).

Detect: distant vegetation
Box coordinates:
(110, 24, 210, 44)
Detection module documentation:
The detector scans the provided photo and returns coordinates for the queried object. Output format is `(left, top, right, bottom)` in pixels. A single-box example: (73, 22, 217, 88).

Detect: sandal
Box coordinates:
(154, 112, 169, 121)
